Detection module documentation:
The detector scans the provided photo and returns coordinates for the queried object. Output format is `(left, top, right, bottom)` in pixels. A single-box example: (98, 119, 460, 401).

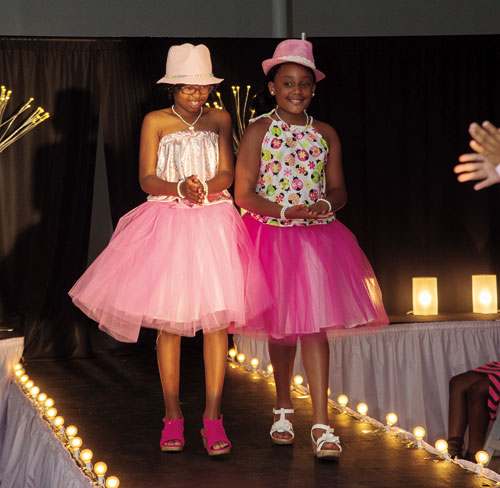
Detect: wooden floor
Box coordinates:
(23, 334, 497, 488)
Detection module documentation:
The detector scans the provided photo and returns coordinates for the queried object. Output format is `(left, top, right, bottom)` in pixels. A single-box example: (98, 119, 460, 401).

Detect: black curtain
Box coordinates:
(0, 39, 99, 358)
(0, 36, 499, 359)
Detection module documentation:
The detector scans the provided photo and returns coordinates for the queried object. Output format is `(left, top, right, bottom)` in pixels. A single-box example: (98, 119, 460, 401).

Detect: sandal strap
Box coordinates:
(161, 417, 185, 447)
(202, 415, 231, 451)
(273, 407, 294, 415)
(270, 408, 294, 438)
(311, 424, 341, 453)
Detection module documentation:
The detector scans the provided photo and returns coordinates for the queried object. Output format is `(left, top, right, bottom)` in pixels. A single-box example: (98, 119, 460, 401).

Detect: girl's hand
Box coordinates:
(302, 201, 334, 218)
(284, 204, 334, 220)
(184, 175, 205, 205)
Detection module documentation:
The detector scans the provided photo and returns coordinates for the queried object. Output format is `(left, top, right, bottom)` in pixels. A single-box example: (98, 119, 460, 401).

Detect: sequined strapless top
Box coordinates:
(147, 130, 232, 205)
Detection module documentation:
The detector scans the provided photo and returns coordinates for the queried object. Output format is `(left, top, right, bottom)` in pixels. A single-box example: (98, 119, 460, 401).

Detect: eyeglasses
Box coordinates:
(179, 85, 214, 95)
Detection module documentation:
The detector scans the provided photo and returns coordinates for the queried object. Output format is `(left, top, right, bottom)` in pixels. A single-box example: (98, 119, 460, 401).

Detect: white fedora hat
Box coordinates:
(157, 43, 223, 85)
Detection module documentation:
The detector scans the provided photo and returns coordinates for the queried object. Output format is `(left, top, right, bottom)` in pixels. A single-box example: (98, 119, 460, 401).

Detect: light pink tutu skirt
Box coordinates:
(242, 215, 388, 343)
(69, 201, 271, 342)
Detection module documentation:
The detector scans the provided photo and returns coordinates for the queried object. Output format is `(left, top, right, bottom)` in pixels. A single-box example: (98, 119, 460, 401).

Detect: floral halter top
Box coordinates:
(249, 110, 335, 227)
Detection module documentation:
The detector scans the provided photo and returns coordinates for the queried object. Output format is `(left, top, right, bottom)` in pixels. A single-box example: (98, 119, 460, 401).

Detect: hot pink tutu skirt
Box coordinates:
(69, 201, 271, 342)
(242, 214, 388, 343)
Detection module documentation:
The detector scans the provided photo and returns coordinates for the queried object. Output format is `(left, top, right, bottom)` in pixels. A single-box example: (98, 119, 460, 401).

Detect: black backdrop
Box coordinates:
(0, 36, 499, 358)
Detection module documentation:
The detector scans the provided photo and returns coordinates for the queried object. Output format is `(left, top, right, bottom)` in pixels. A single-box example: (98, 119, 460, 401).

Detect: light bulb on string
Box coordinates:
(65, 425, 78, 442)
(337, 394, 349, 412)
(228, 348, 237, 360)
(105, 476, 120, 488)
(267, 364, 273, 375)
(80, 449, 93, 471)
(357, 402, 368, 420)
(94, 461, 108, 485)
(413, 426, 426, 448)
(236, 353, 245, 365)
(293, 375, 304, 386)
(385, 412, 398, 430)
(434, 439, 450, 460)
(70, 436, 82, 458)
(475, 450, 489, 473)
(250, 358, 259, 370)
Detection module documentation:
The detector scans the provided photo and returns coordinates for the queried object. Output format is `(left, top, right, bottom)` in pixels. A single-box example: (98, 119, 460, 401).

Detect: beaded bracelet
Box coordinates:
(177, 180, 185, 198)
(201, 180, 209, 198)
(280, 205, 289, 220)
(317, 198, 332, 213)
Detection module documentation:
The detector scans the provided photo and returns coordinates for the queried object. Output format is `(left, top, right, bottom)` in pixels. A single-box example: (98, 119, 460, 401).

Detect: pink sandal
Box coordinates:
(200, 415, 231, 456)
(160, 417, 184, 452)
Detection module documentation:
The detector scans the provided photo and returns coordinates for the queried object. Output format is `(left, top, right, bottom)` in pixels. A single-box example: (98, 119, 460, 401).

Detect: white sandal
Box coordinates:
(270, 408, 295, 445)
(311, 424, 342, 459)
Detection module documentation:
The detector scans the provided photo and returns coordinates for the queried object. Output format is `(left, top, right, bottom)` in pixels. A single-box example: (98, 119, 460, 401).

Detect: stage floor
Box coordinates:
(19, 335, 497, 488)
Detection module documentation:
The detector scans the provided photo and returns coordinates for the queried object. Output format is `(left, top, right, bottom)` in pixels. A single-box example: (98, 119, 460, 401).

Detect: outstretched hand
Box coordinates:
(454, 153, 500, 190)
(183, 175, 205, 205)
(285, 203, 334, 220)
(468, 121, 500, 166)
(453, 121, 500, 190)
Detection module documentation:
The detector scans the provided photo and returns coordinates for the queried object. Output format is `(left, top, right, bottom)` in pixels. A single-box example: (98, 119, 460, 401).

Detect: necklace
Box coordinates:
(171, 105, 203, 130)
(274, 108, 310, 131)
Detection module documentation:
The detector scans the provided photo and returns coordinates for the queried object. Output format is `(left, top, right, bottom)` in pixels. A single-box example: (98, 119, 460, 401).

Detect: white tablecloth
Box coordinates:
(235, 321, 500, 442)
(0, 337, 94, 488)
(0, 337, 24, 455)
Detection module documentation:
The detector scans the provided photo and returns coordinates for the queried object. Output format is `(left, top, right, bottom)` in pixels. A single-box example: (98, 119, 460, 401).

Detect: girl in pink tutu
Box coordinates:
(235, 39, 388, 459)
(69, 44, 270, 456)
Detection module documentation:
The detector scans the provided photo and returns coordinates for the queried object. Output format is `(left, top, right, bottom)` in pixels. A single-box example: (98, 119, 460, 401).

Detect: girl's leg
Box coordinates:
(157, 331, 182, 448)
(301, 334, 338, 452)
(465, 374, 491, 456)
(447, 370, 485, 457)
(268, 341, 297, 441)
(203, 328, 229, 449)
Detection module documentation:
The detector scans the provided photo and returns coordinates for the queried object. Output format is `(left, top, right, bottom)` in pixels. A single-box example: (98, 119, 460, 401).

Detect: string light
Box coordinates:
(475, 450, 489, 474)
(70, 437, 82, 458)
(250, 358, 259, 370)
(337, 394, 349, 412)
(385, 413, 398, 430)
(357, 402, 368, 420)
(434, 439, 450, 460)
(293, 375, 304, 386)
(94, 461, 108, 485)
(266, 364, 273, 375)
(13, 363, 22, 372)
(228, 348, 237, 360)
(53, 416, 65, 435)
(105, 476, 120, 488)
(65, 425, 78, 441)
(413, 426, 426, 448)
(236, 353, 245, 364)
(25, 380, 34, 390)
(80, 449, 93, 472)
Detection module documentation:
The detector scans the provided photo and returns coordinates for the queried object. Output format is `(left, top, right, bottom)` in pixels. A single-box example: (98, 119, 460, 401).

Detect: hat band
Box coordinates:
(278, 55, 316, 70)
(164, 73, 215, 79)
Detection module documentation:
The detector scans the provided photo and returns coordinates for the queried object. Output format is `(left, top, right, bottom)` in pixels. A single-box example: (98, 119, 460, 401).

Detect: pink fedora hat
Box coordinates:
(157, 43, 223, 85)
(262, 39, 325, 82)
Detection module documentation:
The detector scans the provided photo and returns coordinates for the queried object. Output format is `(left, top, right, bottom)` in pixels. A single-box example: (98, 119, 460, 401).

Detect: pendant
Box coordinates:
(189, 126, 194, 130)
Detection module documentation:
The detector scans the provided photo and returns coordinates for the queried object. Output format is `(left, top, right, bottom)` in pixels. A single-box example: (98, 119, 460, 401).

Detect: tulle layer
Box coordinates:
(241, 214, 389, 343)
(69, 201, 271, 342)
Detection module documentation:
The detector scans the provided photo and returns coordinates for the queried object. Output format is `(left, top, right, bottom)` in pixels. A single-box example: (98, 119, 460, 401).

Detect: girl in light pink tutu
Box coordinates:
(235, 39, 388, 460)
(69, 43, 270, 456)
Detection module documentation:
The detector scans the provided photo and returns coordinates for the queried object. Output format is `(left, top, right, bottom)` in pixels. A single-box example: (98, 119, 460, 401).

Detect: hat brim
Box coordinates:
(157, 75, 223, 85)
(262, 58, 325, 82)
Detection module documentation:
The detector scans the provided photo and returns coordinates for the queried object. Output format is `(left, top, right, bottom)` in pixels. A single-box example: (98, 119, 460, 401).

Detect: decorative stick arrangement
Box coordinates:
(0, 86, 50, 154)
(208, 85, 254, 154)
